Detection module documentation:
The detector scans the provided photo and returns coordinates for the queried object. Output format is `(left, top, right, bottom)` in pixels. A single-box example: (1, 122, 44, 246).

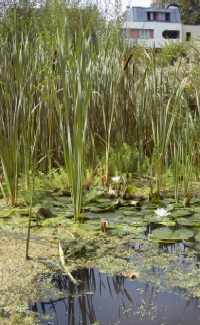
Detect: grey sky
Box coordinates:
(122, 0, 151, 9)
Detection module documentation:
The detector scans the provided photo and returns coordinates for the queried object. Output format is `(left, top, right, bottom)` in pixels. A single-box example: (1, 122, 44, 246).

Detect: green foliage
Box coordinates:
(58, 26, 92, 222)
(109, 143, 139, 175)
(149, 227, 194, 243)
(151, 0, 200, 25)
(1, 0, 200, 210)
(157, 42, 188, 65)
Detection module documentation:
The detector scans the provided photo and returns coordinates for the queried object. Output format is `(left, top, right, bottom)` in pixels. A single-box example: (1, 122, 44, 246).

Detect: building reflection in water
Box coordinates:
(30, 267, 200, 325)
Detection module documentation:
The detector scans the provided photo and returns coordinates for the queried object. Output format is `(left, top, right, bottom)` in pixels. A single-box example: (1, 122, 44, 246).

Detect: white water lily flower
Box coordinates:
(111, 176, 121, 182)
(155, 208, 171, 217)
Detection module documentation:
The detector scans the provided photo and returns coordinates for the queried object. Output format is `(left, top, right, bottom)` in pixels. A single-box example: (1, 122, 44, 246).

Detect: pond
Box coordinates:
(1, 191, 200, 324)
(30, 267, 200, 325)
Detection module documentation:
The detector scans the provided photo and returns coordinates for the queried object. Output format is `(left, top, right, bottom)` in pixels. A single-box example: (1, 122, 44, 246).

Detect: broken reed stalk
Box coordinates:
(58, 241, 78, 285)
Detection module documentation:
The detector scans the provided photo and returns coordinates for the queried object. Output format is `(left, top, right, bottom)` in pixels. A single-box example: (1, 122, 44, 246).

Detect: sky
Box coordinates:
(122, 0, 152, 9)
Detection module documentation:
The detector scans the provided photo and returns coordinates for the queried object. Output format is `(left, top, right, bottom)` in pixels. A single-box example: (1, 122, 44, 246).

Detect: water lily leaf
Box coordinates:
(163, 198, 175, 204)
(172, 210, 192, 218)
(40, 216, 74, 226)
(109, 225, 146, 236)
(166, 204, 174, 212)
(149, 227, 194, 243)
(95, 198, 112, 203)
(65, 211, 74, 218)
(51, 209, 74, 219)
(2, 216, 28, 228)
(119, 200, 141, 208)
(190, 198, 200, 204)
(86, 214, 102, 221)
(12, 208, 30, 216)
(89, 206, 115, 213)
(123, 210, 138, 216)
(52, 200, 68, 208)
(83, 190, 105, 204)
(195, 232, 200, 242)
(143, 214, 161, 222)
(68, 223, 99, 236)
(122, 217, 146, 227)
(85, 219, 101, 226)
(157, 219, 176, 227)
(177, 214, 200, 227)
(96, 200, 118, 209)
(0, 209, 12, 218)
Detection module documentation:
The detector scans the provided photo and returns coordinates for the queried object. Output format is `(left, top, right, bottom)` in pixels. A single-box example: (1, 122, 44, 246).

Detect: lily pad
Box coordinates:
(123, 210, 138, 217)
(52, 196, 72, 204)
(149, 227, 194, 243)
(119, 200, 141, 208)
(172, 209, 192, 218)
(39, 216, 74, 226)
(84, 190, 105, 204)
(195, 232, 200, 242)
(157, 219, 176, 227)
(123, 217, 146, 227)
(143, 214, 162, 223)
(177, 214, 200, 227)
(0, 209, 12, 218)
(95, 198, 112, 203)
(51, 210, 74, 219)
(162, 198, 175, 204)
(96, 200, 118, 209)
(2, 216, 29, 228)
(109, 225, 146, 236)
(68, 223, 99, 236)
(89, 206, 115, 213)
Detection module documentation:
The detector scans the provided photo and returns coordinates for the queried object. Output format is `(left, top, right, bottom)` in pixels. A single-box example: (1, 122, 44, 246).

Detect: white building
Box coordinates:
(123, 5, 200, 48)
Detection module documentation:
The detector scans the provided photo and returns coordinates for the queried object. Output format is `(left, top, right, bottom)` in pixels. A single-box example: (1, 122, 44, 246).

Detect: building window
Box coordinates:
(147, 12, 170, 22)
(129, 29, 154, 39)
(162, 30, 180, 39)
(186, 32, 191, 41)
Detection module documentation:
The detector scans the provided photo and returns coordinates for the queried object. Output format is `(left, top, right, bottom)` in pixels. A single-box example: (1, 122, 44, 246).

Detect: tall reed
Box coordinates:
(1, 1, 200, 212)
(57, 24, 92, 222)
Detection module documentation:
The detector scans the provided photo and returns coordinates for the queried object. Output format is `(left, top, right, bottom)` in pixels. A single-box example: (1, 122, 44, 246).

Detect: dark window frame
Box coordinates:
(162, 30, 180, 39)
(147, 11, 171, 22)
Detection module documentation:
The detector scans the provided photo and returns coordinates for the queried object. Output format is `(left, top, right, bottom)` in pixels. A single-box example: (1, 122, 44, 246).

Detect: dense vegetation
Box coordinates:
(151, 0, 200, 24)
(1, 0, 200, 221)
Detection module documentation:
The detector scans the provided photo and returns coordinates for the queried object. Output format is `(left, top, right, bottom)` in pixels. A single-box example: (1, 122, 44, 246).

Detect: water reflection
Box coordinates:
(30, 268, 200, 325)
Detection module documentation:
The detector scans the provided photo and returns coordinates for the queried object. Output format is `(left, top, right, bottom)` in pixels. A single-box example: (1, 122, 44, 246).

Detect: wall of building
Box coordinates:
(182, 25, 200, 41)
(123, 21, 182, 48)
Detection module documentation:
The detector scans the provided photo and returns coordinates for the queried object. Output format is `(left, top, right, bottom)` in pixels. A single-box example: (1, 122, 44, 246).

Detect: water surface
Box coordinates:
(30, 268, 200, 325)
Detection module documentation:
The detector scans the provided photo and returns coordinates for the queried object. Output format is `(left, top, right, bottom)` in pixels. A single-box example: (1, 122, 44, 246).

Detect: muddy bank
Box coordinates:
(0, 228, 59, 325)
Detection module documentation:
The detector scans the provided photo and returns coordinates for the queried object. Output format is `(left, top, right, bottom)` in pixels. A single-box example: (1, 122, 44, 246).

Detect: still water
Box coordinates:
(30, 268, 200, 325)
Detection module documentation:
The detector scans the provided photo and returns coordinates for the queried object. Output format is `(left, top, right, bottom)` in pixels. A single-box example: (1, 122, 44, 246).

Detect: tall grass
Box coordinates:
(0, 1, 200, 211)
(57, 23, 92, 222)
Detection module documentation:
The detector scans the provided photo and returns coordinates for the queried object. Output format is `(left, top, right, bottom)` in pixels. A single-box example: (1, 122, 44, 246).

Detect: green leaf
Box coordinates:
(149, 227, 194, 243)
(177, 214, 200, 227)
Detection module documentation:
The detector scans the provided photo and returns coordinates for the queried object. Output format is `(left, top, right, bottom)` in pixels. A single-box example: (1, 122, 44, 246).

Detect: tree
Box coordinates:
(0, 0, 105, 46)
(151, 0, 200, 24)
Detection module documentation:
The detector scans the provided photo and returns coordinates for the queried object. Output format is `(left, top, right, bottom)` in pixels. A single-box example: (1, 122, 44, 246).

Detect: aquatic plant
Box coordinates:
(0, 35, 21, 206)
(0, 0, 200, 216)
(155, 208, 171, 217)
(57, 22, 93, 222)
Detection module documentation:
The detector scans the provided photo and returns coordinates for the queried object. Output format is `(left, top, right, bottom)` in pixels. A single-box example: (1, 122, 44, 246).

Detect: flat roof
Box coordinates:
(126, 6, 181, 23)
